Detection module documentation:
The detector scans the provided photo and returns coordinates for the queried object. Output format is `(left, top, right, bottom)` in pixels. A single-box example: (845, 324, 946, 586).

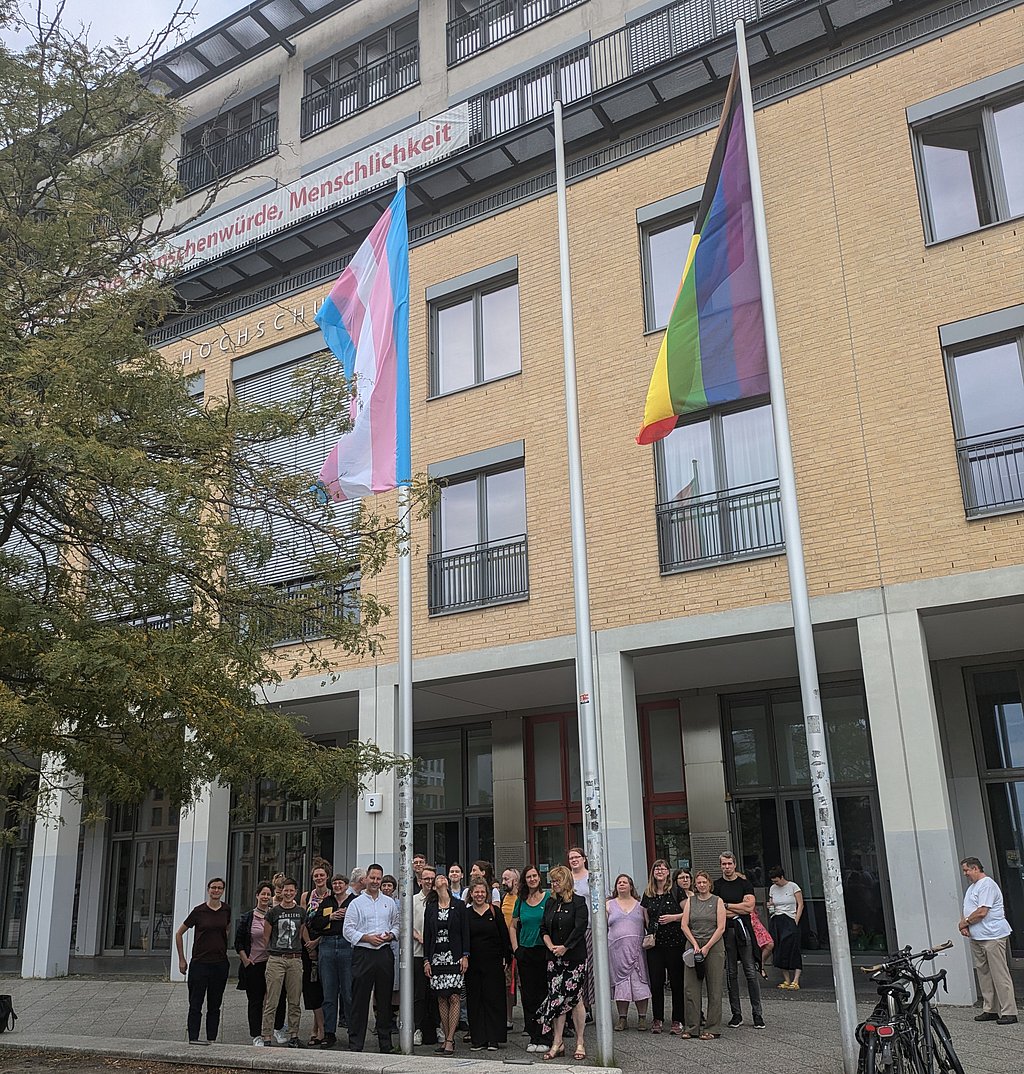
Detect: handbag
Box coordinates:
(0, 994, 16, 1033)
(642, 932, 656, 950)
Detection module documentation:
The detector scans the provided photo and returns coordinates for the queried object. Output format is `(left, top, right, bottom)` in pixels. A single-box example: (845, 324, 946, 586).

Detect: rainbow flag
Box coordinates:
(316, 186, 410, 500)
(637, 63, 768, 445)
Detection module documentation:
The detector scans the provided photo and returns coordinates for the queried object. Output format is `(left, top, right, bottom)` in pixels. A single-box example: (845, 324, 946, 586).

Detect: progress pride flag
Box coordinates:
(155, 104, 469, 274)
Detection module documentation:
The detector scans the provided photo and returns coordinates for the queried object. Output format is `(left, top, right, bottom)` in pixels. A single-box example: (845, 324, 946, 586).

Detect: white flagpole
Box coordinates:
(394, 170, 415, 1057)
(553, 97, 614, 1067)
(734, 22, 858, 1073)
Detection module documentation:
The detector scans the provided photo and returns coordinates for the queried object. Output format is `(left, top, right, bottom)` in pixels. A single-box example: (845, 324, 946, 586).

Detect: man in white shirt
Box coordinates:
(959, 856, 1017, 1024)
(343, 863, 400, 1051)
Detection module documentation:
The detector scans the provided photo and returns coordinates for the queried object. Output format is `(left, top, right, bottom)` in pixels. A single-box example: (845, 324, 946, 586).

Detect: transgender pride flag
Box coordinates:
(315, 185, 410, 500)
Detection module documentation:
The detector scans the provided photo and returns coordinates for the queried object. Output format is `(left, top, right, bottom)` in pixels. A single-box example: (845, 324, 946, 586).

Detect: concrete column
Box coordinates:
(492, 716, 527, 873)
(679, 692, 731, 875)
(73, 817, 107, 957)
(595, 647, 647, 881)
(22, 758, 83, 978)
(355, 676, 399, 876)
(858, 611, 975, 1003)
(170, 781, 230, 981)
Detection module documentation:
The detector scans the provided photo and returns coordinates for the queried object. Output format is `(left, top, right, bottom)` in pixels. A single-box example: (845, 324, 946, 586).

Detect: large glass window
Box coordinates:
(945, 333, 1024, 515)
(656, 402, 782, 571)
(724, 684, 891, 954)
(429, 461, 528, 614)
(412, 726, 493, 872)
(639, 702, 689, 868)
(967, 664, 1024, 957)
(0, 786, 34, 954)
(430, 278, 521, 397)
(525, 714, 582, 883)
(228, 779, 334, 914)
(915, 90, 1024, 242)
(103, 790, 180, 955)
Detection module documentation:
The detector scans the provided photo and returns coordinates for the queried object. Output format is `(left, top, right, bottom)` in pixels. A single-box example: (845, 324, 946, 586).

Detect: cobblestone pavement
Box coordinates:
(0, 976, 1020, 1073)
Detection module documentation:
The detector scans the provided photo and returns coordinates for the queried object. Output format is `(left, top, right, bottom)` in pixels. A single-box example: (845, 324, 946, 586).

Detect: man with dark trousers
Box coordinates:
(412, 864, 439, 1045)
(343, 863, 400, 1052)
(713, 851, 765, 1029)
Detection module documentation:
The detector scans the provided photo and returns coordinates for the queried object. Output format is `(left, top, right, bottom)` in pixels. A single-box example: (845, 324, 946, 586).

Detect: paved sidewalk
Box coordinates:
(0, 976, 1019, 1072)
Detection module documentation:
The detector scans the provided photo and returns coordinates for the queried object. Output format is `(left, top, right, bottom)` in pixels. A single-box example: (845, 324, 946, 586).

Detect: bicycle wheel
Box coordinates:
(929, 1011, 966, 1074)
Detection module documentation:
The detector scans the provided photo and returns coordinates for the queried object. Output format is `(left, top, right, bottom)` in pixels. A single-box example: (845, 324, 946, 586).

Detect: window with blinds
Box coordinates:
(232, 353, 360, 591)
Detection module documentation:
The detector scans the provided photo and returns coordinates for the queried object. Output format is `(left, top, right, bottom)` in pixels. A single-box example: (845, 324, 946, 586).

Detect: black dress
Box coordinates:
(465, 904, 511, 1047)
(423, 899, 468, 996)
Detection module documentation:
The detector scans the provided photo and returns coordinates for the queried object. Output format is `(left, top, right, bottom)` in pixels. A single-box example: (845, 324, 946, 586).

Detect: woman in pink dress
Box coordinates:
(605, 874, 651, 1031)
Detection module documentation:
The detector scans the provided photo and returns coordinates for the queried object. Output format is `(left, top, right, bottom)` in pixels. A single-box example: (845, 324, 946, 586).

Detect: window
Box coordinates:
(639, 702, 689, 868)
(428, 451, 528, 614)
(412, 726, 494, 869)
(655, 401, 782, 572)
(179, 90, 279, 193)
(525, 713, 582, 884)
(965, 665, 1024, 957)
(724, 684, 891, 954)
(912, 76, 1024, 242)
(640, 210, 696, 332)
(301, 16, 419, 137)
(944, 329, 1024, 516)
(429, 269, 520, 397)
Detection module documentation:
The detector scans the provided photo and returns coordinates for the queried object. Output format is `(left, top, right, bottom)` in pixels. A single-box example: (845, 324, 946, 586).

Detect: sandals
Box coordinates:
(699, 1032, 719, 1040)
(435, 1036, 455, 1053)
(574, 1048, 587, 1061)
(543, 1044, 565, 1061)
(307, 1036, 323, 1047)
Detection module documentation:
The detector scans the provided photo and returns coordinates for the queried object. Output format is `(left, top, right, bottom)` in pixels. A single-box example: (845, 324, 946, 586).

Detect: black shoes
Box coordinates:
(975, 1012, 999, 1022)
(997, 1015, 1018, 1025)
(287, 1038, 301, 1048)
(753, 1017, 766, 1029)
(322, 1034, 337, 1047)
(727, 1015, 743, 1028)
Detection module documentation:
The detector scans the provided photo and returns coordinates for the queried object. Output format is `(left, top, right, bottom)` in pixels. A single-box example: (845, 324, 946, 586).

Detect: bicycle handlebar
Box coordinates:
(860, 940, 955, 974)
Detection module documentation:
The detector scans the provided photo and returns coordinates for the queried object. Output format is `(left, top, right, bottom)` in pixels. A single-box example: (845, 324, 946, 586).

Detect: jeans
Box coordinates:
(724, 920, 763, 1021)
(319, 934, 353, 1035)
(186, 960, 229, 1042)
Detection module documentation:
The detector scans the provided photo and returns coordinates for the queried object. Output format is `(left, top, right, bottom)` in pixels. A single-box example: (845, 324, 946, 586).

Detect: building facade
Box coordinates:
(6, 0, 1024, 1004)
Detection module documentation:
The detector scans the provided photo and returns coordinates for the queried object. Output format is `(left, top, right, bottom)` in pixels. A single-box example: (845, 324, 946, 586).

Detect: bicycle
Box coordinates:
(856, 941, 965, 1074)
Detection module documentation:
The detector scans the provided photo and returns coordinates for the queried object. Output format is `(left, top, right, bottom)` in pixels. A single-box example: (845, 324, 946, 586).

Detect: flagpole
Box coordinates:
(733, 22, 858, 1073)
(553, 97, 614, 1068)
(394, 170, 415, 1057)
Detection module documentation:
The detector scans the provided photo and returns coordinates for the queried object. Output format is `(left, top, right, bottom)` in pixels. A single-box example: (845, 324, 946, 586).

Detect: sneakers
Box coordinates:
(753, 1017, 766, 1029)
(287, 1038, 301, 1048)
(527, 1043, 548, 1053)
(728, 1015, 743, 1029)
(975, 1012, 999, 1022)
(651, 1019, 663, 1034)
(436, 1028, 446, 1043)
(273, 1028, 289, 1044)
(252, 1036, 264, 1047)
(670, 1022, 683, 1035)
(413, 1030, 423, 1045)
(470, 1044, 487, 1051)
(997, 1016, 1019, 1025)
(187, 1039, 207, 1046)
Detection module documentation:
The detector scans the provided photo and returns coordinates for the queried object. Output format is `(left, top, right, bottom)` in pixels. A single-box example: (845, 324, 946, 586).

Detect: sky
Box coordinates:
(2, 1, 241, 51)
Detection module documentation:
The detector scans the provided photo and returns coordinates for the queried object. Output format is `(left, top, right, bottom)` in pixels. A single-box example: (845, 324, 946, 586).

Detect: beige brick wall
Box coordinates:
(161, 9, 1024, 669)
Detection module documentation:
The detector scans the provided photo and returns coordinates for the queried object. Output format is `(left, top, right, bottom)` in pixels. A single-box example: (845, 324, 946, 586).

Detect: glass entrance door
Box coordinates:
(985, 782, 1024, 956)
(525, 714, 582, 884)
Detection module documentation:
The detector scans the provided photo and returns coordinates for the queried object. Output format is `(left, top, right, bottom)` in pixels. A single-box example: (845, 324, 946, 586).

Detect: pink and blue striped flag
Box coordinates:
(315, 186, 410, 501)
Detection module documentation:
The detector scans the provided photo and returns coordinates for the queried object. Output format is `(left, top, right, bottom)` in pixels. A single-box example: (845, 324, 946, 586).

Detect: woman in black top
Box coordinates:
(234, 882, 282, 1043)
(537, 865, 589, 1061)
(464, 878, 512, 1051)
(641, 859, 685, 1034)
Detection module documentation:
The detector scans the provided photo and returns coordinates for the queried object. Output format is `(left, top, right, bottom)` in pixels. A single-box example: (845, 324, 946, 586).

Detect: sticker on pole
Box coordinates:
(579, 693, 590, 704)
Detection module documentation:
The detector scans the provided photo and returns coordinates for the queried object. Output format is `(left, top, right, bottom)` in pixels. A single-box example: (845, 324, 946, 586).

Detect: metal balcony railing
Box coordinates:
(300, 44, 420, 138)
(272, 577, 360, 646)
(447, 0, 589, 66)
(956, 427, 1024, 517)
(656, 481, 783, 572)
(428, 536, 529, 614)
(177, 113, 279, 194)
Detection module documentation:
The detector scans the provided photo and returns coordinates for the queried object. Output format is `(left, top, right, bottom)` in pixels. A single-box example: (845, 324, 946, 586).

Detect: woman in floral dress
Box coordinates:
(423, 872, 468, 1053)
(537, 865, 589, 1061)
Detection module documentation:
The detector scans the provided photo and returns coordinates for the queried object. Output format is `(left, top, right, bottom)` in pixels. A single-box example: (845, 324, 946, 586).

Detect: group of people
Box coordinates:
(175, 848, 807, 1052)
